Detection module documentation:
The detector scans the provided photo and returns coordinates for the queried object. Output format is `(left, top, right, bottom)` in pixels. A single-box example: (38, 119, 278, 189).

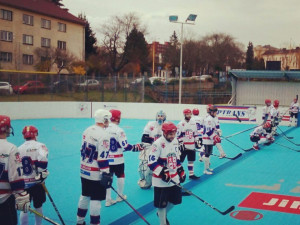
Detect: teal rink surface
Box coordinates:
(8, 118, 300, 225)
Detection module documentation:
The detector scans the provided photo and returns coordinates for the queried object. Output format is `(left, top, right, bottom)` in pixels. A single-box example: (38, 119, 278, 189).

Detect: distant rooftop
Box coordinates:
(0, 0, 85, 25)
(229, 70, 300, 80)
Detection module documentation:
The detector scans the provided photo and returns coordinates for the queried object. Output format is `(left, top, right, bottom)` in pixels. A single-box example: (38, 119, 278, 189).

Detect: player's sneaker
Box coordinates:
(253, 144, 260, 150)
(203, 170, 213, 175)
(105, 199, 116, 207)
(207, 168, 213, 172)
(116, 194, 127, 202)
(189, 175, 200, 180)
(219, 153, 226, 159)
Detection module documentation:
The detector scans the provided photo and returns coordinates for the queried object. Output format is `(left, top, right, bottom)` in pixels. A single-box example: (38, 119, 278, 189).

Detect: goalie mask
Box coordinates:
(22, 125, 38, 140)
(156, 110, 166, 125)
(0, 115, 14, 137)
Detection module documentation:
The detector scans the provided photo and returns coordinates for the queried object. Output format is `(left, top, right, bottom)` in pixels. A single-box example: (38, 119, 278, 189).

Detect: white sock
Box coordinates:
(188, 161, 194, 176)
(77, 195, 90, 224)
(90, 200, 101, 225)
(216, 143, 225, 155)
(157, 207, 167, 225)
(20, 211, 29, 225)
(203, 156, 210, 170)
(117, 177, 125, 196)
(106, 188, 111, 201)
(35, 207, 43, 225)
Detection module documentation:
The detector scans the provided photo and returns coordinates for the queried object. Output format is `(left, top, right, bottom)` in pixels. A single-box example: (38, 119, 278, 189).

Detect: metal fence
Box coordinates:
(0, 72, 232, 104)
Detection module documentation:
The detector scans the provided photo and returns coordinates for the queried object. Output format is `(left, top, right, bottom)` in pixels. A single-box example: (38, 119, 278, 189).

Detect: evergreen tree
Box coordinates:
(246, 42, 254, 70)
(78, 13, 97, 59)
(163, 31, 180, 76)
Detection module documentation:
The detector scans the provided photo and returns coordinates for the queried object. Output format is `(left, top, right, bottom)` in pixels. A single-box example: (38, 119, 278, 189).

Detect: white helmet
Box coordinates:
(94, 109, 111, 124)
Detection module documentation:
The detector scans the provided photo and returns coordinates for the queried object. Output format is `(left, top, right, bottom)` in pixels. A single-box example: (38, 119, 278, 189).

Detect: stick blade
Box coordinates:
(221, 206, 235, 215)
(244, 147, 253, 152)
(231, 153, 242, 160)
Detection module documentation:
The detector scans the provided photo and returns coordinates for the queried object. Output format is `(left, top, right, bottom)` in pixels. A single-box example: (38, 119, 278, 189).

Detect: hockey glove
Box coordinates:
(213, 135, 221, 145)
(159, 167, 171, 183)
(132, 143, 144, 152)
(35, 170, 49, 184)
(14, 191, 30, 213)
(177, 166, 186, 183)
(195, 138, 202, 149)
(100, 172, 113, 189)
(178, 141, 185, 154)
(216, 129, 222, 137)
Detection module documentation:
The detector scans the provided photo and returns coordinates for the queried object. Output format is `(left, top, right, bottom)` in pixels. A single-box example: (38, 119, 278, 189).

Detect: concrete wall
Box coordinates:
(0, 101, 291, 126)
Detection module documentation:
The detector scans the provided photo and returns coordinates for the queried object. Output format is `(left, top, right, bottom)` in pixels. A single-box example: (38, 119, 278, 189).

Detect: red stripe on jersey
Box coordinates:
(153, 173, 178, 178)
(108, 154, 123, 158)
(80, 164, 100, 171)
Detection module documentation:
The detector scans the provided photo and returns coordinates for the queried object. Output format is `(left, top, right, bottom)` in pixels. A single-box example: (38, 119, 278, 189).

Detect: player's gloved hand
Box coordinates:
(195, 139, 201, 149)
(178, 141, 185, 153)
(160, 167, 171, 183)
(213, 135, 221, 145)
(133, 143, 144, 152)
(14, 191, 30, 213)
(177, 166, 186, 183)
(216, 129, 222, 137)
(35, 170, 49, 183)
(100, 172, 113, 189)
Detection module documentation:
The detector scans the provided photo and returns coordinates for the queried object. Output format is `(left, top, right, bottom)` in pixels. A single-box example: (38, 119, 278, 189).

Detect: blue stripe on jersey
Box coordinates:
(124, 144, 133, 151)
(35, 161, 48, 170)
(216, 125, 220, 129)
(10, 180, 25, 191)
(0, 171, 8, 181)
(176, 159, 181, 167)
(206, 128, 215, 137)
(178, 132, 185, 138)
(149, 158, 167, 171)
(148, 162, 159, 171)
(80, 169, 90, 176)
(97, 160, 109, 169)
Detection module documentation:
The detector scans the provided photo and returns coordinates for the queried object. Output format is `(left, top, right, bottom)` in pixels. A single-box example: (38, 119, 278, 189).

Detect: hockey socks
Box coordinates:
(187, 161, 194, 176)
(90, 200, 101, 225)
(117, 177, 125, 197)
(77, 195, 90, 224)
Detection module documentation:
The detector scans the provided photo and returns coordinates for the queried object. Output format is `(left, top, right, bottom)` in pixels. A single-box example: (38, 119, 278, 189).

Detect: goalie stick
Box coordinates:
(275, 142, 300, 152)
(170, 180, 235, 215)
(29, 208, 60, 225)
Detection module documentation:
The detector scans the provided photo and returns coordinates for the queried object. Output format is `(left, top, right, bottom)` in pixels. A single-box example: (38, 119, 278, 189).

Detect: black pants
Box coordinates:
(0, 195, 17, 225)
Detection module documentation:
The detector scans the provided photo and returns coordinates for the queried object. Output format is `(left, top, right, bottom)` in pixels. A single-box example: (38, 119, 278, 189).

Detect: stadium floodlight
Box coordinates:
(169, 14, 197, 104)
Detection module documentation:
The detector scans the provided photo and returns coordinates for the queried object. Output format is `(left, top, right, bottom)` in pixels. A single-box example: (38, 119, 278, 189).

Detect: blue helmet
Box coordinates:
(156, 110, 166, 125)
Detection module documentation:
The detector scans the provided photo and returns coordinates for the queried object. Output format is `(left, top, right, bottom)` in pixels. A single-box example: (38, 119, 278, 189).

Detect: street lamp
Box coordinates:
(169, 14, 197, 104)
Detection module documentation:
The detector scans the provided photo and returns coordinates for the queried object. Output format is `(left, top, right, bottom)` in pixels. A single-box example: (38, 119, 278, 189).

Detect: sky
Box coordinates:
(63, 0, 300, 50)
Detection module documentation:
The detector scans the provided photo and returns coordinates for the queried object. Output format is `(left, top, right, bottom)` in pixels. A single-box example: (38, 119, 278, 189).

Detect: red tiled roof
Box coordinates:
(0, 0, 85, 25)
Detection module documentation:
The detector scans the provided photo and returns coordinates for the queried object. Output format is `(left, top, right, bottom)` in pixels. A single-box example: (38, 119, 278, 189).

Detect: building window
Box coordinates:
(23, 34, 33, 45)
(23, 54, 33, 65)
(0, 30, 13, 42)
(0, 52, 12, 62)
(0, 9, 12, 21)
(58, 22, 66, 32)
(41, 37, 51, 47)
(41, 18, 51, 29)
(57, 41, 66, 50)
(23, 14, 33, 26)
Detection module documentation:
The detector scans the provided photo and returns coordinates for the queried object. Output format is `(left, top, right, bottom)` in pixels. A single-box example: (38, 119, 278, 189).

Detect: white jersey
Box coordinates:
(270, 105, 279, 120)
(148, 136, 181, 187)
(106, 123, 130, 165)
(290, 102, 300, 114)
(191, 116, 204, 138)
(202, 115, 218, 145)
(80, 125, 110, 181)
(0, 139, 25, 204)
(262, 106, 271, 121)
(250, 126, 267, 137)
(18, 140, 48, 189)
(177, 119, 198, 150)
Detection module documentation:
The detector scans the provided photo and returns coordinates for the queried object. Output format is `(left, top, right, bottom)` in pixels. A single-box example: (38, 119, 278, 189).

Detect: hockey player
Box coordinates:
(77, 109, 113, 225)
(202, 106, 221, 175)
(0, 115, 30, 225)
(138, 110, 166, 189)
(148, 122, 185, 225)
(105, 109, 144, 207)
(289, 98, 299, 126)
(262, 99, 272, 123)
(18, 126, 49, 225)
(269, 100, 280, 136)
(250, 122, 274, 150)
(177, 109, 200, 179)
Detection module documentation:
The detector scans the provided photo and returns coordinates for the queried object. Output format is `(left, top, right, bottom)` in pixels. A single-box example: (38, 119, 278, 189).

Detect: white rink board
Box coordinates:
(0, 101, 291, 125)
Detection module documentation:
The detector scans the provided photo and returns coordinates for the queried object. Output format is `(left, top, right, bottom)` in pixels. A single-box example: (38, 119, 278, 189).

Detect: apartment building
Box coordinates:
(0, 0, 85, 72)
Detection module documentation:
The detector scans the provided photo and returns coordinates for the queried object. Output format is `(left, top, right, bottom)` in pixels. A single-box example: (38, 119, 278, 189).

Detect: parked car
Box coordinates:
(0, 82, 13, 95)
(149, 77, 165, 85)
(50, 80, 73, 93)
(75, 79, 100, 91)
(13, 81, 45, 94)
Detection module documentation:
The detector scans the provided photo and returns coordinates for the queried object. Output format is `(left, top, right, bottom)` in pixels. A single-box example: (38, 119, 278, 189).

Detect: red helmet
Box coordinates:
(206, 104, 212, 112)
(0, 115, 12, 134)
(162, 122, 177, 135)
(109, 109, 121, 122)
(263, 122, 271, 129)
(265, 99, 271, 105)
(273, 100, 279, 108)
(22, 126, 38, 140)
(192, 108, 199, 116)
(183, 109, 191, 115)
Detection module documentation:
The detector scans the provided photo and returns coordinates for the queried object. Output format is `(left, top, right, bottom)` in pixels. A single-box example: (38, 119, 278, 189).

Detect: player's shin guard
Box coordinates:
(203, 157, 212, 174)
(216, 143, 225, 156)
(77, 195, 90, 224)
(20, 211, 29, 225)
(117, 177, 125, 196)
(106, 188, 111, 201)
(188, 161, 194, 176)
(90, 200, 101, 225)
(35, 207, 43, 225)
(157, 207, 167, 225)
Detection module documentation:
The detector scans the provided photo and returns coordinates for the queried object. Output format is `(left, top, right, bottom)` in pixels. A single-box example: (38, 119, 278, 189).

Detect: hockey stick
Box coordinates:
(29, 208, 60, 225)
(224, 124, 262, 139)
(170, 180, 235, 215)
(211, 153, 242, 160)
(222, 136, 253, 152)
(235, 114, 242, 123)
(110, 186, 150, 225)
(42, 183, 66, 225)
(277, 126, 294, 140)
(275, 142, 300, 152)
